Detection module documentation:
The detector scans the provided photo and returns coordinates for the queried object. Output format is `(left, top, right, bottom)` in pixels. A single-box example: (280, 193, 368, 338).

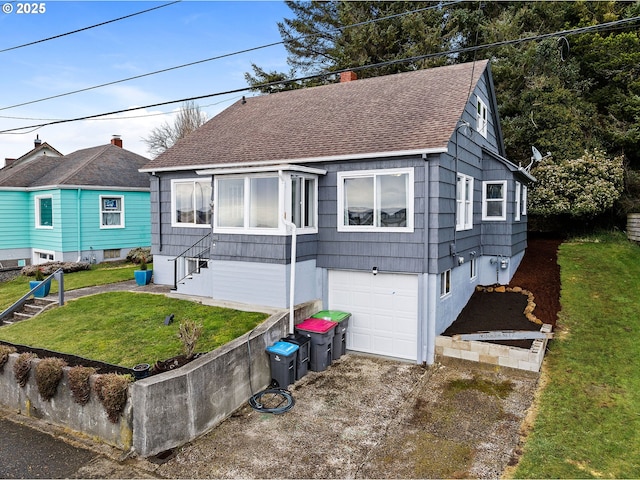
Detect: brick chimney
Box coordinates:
(34, 135, 42, 148)
(340, 71, 358, 83)
(111, 135, 123, 148)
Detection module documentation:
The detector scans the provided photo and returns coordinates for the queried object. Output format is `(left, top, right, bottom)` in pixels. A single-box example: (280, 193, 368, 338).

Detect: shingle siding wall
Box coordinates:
(316, 156, 426, 274)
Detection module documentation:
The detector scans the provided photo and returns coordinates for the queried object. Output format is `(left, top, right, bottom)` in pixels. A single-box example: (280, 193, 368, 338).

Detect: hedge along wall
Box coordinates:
(0, 300, 321, 457)
(0, 354, 133, 450)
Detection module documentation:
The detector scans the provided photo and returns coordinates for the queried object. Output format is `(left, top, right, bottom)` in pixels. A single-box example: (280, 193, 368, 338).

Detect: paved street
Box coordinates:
(0, 415, 96, 478)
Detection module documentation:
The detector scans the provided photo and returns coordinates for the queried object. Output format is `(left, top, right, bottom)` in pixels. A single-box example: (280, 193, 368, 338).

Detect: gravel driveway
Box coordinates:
(125, 354, 540, 479)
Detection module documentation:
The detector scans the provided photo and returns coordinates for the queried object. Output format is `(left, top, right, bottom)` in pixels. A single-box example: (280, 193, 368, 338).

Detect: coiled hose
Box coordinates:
(248, 386, 295, 414)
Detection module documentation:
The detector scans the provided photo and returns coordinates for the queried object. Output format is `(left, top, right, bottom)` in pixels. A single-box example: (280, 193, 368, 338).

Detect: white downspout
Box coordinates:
(279, 171, 297, 334)
(76, 189, 82, 262)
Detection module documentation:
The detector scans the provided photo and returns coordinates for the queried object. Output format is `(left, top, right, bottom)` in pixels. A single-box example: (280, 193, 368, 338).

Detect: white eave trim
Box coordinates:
(196, 164, 327, 176)
(140, 147, 448, 174)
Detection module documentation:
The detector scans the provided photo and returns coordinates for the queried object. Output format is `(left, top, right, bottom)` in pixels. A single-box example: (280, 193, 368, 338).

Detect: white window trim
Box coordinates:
(482, 180, 507, 221)
(470, 258, 478, 280)
(522, 185, 528, 216)
(440, 269, 452, 298)
(34, 250, 55, 264)
(337, 167, 414, 233)
(35, 194, 53, 229)
(171, 178, 212, 228)
(100, 195, 125, 229)
(476, 97, 488, 138)
(515, 182, 521, 221)
(213, 173, 319, 235)
(456, 173, 474, 231)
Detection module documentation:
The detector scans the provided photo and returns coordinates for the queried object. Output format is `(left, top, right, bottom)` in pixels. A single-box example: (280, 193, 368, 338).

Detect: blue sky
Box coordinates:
(0, 1, 291, 162)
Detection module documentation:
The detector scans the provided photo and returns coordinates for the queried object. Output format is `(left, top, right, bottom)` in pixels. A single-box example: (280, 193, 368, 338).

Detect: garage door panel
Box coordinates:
(328, 270, 418, 361)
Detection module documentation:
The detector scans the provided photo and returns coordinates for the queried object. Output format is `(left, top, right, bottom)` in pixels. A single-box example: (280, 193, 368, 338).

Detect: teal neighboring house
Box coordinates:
(0, 136, 151, 267)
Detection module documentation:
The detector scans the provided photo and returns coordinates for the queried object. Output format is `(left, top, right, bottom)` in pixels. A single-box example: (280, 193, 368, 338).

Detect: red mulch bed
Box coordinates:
(443, 237, 562, 348)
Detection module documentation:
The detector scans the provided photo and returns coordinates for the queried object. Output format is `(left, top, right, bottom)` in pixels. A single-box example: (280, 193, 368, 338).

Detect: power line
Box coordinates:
(0, 1, 181, 54)
(1, 13, 638, 135)
(0, 1, 462, 112)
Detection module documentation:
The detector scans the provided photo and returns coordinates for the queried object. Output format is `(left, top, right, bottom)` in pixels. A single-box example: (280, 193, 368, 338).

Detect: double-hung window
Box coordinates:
(456, 173, 474, 231)
(35, 195, 53, 228)
(515, 182, 522, 221)
(172, 179, 212, 227)
(477, 97, 488, 138)
(214, 173, 318, 234)
(100, 196, 124, 228)
(482, 181, 507, 221)
(338, 168, 413, 232)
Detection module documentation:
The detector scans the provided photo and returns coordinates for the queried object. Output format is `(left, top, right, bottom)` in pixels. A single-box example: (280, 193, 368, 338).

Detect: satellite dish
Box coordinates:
(531, 146, 543, 162)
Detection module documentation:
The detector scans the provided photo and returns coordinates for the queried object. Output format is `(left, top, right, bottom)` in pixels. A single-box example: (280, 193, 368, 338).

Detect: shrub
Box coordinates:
(68, 366, 96, 405)
(35, 268, 44, 281)
(13, 352, 37, 387)
(0, 345, 16, 372)
(126, 247, 152, 265)
(35, 357, 67, 401)
(93, 373, 132, 423)
(22, 262, 90, 277)
(178, 319, 203, 359)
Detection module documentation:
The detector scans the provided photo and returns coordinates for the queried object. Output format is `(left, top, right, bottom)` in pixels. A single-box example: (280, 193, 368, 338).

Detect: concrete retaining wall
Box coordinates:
(0, 355, 133, 450)
(0, 300, 321, 458)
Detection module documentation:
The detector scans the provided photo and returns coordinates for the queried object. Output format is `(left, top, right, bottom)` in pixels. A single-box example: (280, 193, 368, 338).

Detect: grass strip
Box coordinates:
(512, 233, 640, 478)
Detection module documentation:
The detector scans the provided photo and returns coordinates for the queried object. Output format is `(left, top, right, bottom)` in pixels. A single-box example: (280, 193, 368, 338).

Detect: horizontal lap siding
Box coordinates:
(316, 157, 426, 274)
(0, 191, 30, 249)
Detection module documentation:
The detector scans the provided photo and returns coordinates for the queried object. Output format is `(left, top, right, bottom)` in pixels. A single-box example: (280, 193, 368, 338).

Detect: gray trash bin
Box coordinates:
(295, 318, 337, 372)
(266, 341, 299, 388)
(311, 310, 351, 361)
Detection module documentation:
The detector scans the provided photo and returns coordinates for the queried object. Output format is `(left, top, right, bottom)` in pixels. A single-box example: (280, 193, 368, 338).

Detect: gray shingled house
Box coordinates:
(141, 60, 534, 364)
(0, 137, 151, 266)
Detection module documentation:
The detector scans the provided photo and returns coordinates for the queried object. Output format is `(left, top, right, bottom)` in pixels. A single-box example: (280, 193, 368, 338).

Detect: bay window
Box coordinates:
(214, 173, 317, 233)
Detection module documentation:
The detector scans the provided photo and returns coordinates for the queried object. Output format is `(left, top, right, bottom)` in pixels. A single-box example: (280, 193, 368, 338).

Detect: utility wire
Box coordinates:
(1, 14, 638, 135)
(0, 1, 181, 54)
(0, 1, 462, 112)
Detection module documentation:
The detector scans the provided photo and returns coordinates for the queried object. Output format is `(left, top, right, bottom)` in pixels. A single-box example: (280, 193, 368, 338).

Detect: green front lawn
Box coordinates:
(0, 262, 140, 312)
(512, 233, 640, 478)
(0, 291, 267, 367)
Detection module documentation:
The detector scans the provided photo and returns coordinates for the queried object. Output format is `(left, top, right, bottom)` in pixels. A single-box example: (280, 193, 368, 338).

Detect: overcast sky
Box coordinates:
(0, 1, 290, 163)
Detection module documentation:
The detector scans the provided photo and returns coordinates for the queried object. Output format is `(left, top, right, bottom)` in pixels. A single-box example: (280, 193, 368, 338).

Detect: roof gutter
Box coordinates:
(140, 147, 448, 174)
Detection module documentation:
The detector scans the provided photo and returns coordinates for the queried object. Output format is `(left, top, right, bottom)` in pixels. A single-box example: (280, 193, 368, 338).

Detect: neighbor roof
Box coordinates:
(142, 60, 489, 172)
(0, 144, 151, 189)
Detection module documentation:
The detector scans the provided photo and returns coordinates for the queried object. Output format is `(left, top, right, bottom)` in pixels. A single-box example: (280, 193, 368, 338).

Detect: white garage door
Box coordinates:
(328, 270, 418, 361)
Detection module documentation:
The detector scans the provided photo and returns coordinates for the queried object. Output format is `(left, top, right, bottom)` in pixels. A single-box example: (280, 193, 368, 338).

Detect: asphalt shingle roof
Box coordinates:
(0, 144, 151, 188)
(142, 60, 489, 172)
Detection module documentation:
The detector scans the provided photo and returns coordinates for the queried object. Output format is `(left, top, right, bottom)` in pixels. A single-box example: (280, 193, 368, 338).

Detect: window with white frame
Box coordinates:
(291, 175, 316, 229)
(35, 195, 53, 228)
(470, 257, 477, 279)
(482, 180, 507, 221)
(522, 185, 528, 216)
(338, 168, 413, 232)
(172, 179, 212, 227)
(515, 182, 521, 221)
(214, 173, 318, 233)
(100, 196, 124, 228)
(456, 173, 474, 231)
(440, 269, 451, 297)
(476, 97, 488, 137)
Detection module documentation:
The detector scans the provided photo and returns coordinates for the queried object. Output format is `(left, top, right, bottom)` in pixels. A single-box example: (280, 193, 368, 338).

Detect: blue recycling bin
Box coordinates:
(266, 341, 299, 388)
